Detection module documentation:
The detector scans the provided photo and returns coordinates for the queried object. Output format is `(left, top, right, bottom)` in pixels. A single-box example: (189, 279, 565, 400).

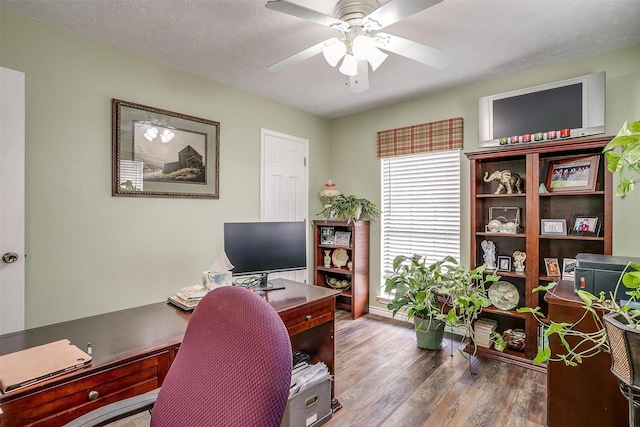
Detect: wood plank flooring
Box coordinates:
(109, 309, 547, 427)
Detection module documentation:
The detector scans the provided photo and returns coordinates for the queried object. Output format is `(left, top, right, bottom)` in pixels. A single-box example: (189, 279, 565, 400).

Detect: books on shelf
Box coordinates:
(474, 318, 498, 348)
(167, 284, 208, 311)
(537, 323, 549, 351)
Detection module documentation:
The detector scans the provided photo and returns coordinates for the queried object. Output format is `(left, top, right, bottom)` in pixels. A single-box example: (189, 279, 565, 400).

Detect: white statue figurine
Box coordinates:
(481, 240, 496, 270)
(513, 250, 526, 273)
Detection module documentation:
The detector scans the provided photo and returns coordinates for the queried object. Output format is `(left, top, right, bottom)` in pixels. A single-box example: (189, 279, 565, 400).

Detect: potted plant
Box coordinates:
(317, 194, 381, 223)
(384, 254, 505, 352)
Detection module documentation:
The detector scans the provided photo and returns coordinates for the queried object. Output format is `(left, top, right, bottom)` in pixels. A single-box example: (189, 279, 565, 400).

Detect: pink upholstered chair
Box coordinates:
(64, 286, 293, 427)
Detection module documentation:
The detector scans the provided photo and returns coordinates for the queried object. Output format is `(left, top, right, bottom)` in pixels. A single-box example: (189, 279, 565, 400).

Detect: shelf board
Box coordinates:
(539, 190, 605, 197)
(317, 266, 353, 275)
(476, 193, 526, 198)
(476, 231, 525, 238)
(538, 234, 604, 241)
(483, 306, 528, 319)
(469, 345, 547, 373)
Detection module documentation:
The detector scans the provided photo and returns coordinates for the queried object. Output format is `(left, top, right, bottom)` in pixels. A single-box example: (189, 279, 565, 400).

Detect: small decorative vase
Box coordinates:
(323, 250, 331, 268)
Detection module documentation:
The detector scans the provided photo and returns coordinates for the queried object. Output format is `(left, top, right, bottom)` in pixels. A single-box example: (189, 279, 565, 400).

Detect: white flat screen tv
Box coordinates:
(478, 72, 605, 147)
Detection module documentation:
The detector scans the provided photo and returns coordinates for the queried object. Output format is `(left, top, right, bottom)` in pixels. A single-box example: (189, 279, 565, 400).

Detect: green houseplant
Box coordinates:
(317, 194, 381, 223)
(384, 254, 505, 353)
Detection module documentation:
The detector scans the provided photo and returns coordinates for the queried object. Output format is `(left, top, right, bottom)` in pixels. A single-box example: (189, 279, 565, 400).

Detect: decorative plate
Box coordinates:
(325, 276, 351, 290)
(488, 280, 519, 310)
(331, 248, 349, 268)
(487, 219, 503, 233)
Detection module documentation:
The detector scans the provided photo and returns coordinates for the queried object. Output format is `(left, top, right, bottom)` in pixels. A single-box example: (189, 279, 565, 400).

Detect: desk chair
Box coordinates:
(64, 286, 293, 427)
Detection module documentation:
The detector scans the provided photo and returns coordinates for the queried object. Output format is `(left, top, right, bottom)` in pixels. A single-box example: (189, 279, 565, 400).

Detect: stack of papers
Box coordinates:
(474, 318, 498, 348)
(289, 362, 330, 398)
(168, 285, 208, 311)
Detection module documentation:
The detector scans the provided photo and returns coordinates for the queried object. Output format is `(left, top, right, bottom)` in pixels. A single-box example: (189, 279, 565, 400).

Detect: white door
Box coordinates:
(0, 67, 26, 334)
(260, 128, 309, 283)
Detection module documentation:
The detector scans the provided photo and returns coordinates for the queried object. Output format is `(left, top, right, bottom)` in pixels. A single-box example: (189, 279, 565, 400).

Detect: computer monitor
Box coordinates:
(223, 221, 306, 290)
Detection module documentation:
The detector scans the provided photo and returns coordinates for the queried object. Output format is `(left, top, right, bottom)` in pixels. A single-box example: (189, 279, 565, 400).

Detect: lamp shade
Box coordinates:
(322, 39, 347, 67)
(143, 127, 158, 141)
(339, 53, 358, 77)
(353, 35, 388, 71)
(160, 129, 175, 143)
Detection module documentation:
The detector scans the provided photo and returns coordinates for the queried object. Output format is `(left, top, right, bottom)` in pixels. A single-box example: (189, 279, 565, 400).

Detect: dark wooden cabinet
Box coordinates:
(313, 220, 369, 319)
(466, 136, 613, 370)
(545, 280, 628, 427)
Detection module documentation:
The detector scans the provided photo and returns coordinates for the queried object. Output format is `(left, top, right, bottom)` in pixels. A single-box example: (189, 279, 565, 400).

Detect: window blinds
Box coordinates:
(380, 150, 461, 281)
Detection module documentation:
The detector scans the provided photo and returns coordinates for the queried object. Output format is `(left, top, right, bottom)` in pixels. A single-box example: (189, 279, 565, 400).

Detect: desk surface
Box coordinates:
(0, 279, 339, 393)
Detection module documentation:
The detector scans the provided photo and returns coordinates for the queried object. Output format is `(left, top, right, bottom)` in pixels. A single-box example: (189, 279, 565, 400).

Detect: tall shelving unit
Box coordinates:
(466, 136, 612, 371)
(313, 220, 370, 319)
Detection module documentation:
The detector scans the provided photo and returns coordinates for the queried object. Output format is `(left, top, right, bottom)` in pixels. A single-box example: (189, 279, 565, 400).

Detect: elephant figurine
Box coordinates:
(483, 170, 523, 194)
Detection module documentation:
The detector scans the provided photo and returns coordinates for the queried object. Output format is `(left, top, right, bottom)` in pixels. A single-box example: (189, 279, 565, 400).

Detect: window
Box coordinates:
(380, 150, 461, 290)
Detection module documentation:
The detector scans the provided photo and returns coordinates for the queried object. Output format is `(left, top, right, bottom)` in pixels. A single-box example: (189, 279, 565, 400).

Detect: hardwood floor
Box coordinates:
(327, 310, 546, 427)
(109, 309, 547, 427)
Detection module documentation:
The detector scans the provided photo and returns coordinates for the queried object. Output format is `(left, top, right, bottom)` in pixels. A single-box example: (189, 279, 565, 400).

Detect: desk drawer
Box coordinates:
(1, 352, 170, 427)
(281, 299, 334, 336)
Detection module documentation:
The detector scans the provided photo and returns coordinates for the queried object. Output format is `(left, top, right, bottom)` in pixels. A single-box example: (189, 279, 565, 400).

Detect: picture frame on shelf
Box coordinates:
(112, 99, 220, 199)
(562, 258, 577, 280)
(540, 219, 567, 235)
(545, 155, 600, 192)
(569, 214, 601, 237)
(320, 227, 335, 245)
(544, 258, 561, 277)
(334, 231, 351, 247)
(497, 256, 511, 272)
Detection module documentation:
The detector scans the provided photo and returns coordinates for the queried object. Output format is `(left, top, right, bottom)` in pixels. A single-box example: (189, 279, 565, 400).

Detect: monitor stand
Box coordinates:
(253, 273, 286, 292)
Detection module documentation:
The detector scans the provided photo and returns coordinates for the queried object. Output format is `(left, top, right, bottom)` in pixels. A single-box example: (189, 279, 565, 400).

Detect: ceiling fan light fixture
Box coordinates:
(339, 53, 358, 77)
(353, 34, 388, 71)
(322, 38, 347, 67)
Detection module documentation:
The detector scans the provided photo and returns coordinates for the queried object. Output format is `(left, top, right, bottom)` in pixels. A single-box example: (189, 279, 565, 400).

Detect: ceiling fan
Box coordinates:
(265, 0, 448, 93)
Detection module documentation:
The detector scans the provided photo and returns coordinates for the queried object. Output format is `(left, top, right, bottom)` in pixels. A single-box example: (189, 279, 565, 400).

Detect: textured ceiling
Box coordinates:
(3, 0, 640, 119)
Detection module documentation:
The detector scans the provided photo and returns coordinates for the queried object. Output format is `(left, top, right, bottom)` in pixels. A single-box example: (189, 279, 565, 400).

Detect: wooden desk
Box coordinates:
(545, 280, 628, 427)
(0, 279, 339, 427)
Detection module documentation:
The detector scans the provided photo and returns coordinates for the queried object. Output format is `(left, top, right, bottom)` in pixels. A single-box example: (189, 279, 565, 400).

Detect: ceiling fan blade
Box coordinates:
(265, 0, 348, 31)
(373, 32, 449, 69)
(349, 60, 369, 93)
(268, 38, 335, 72)
(363, 0, 443, 31)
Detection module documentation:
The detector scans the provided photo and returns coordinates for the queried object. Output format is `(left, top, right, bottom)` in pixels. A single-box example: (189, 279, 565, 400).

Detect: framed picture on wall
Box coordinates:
(112, 99, 220, 198)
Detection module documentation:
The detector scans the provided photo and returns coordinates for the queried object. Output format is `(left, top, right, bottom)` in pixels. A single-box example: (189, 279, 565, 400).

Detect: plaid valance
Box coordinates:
(376, 117, 463, 159)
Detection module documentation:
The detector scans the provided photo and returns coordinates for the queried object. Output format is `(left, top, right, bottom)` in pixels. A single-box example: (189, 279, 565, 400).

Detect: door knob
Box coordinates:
(2, 252, 18, 263)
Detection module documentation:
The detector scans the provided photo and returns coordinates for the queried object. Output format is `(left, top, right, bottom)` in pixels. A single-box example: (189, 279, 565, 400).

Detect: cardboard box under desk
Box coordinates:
(281, 376, 332, 427)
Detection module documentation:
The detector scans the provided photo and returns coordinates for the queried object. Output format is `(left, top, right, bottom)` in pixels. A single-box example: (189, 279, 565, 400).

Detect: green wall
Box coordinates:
(1, 9, 331, 327)
(328, 44, 640, 312)
(2, 8, 639, 326)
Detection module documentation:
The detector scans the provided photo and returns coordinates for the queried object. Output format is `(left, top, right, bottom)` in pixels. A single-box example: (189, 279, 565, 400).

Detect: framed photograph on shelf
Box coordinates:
(334, 231, 351, 247)
(544, 258, 561, 277)
(569, 214, 601, 237)
(562, 258, 577, 280)
(540, 219, 567, 235)
(320, 227, 335, 245)
(545, 155, 600, 192)
(497, 256, 511, 272)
